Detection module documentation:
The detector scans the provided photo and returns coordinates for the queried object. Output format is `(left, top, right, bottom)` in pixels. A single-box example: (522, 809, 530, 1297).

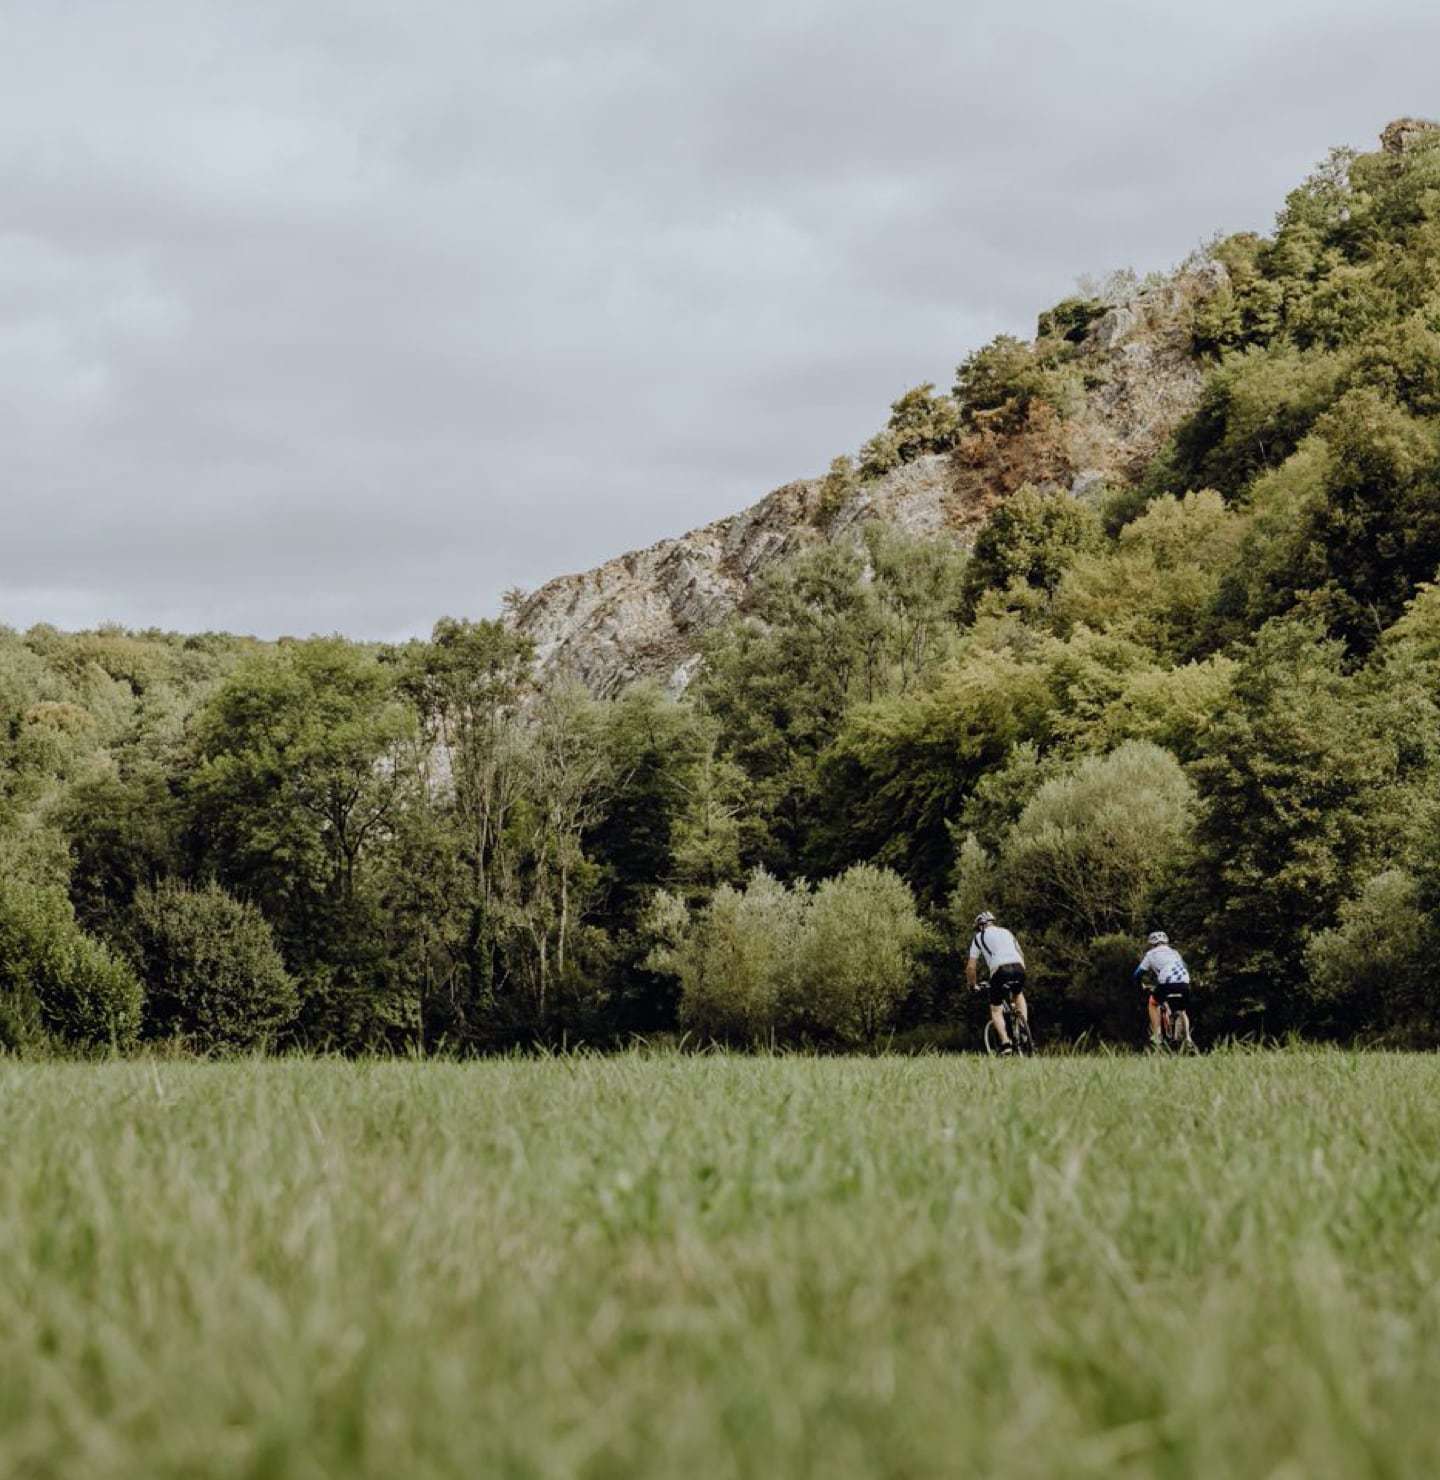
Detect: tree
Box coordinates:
(645, 869, 808, 1042)
(129, 882, 298, 1053)
(0, 882, 142, 1051)
(492, 686, 618, 1030)
(961, 486, 1100, 620)
(1185, 620, 1427, 1027)
(396, 617, 533, 1032)
(796, 865, 928, 1044)
(998, 741, 1195, 979)
(188, 638, 419, 1044)
(1304, 870, 1435, 1041)
(954, 336, 1077, 433)
(1052, 491, 1243, 661)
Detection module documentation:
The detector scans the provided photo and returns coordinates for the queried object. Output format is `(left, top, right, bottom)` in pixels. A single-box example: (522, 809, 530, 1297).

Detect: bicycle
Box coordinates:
(983, 987, 1034, 1057)
(1153, 989, 1196, 1054)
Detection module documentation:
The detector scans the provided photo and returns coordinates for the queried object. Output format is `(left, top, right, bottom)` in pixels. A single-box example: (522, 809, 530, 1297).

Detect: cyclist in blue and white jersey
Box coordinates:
(1134, 931, 1191, 1049)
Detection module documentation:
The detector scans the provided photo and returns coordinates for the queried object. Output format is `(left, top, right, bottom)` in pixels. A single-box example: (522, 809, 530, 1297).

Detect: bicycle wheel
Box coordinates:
(1172, 1010, 1197, 1053)
(983, 1018, 1002, 1056)
(1012, 1011, 1034, 1056)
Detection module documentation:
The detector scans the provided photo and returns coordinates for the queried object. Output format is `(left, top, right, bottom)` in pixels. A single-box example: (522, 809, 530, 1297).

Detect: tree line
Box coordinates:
(5, 125, 1440, 1053)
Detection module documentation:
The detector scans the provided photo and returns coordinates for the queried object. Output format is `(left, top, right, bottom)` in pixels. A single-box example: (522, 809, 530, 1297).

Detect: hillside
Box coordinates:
(510, 257, 1227, 692)
(5, 117, 1440, 1059)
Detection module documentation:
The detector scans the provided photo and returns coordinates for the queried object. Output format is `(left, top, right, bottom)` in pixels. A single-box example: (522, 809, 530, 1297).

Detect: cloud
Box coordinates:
(3, 0, 1437, 638)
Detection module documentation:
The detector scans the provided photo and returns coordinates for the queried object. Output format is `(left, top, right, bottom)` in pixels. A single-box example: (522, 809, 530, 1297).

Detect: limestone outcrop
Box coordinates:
(509, 259, 1226, 694)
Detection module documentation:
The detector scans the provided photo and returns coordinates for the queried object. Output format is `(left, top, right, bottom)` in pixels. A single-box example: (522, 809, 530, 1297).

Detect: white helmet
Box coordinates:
(1147, 930, 1169, 947)
(974, 911, 996, 930)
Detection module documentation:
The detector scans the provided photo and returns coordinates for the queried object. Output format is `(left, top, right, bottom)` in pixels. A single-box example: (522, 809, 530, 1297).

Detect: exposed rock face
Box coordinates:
(1381, 117, 1440, 154)
(510, 260, 1225, 695)
(509, 456, 959, 696)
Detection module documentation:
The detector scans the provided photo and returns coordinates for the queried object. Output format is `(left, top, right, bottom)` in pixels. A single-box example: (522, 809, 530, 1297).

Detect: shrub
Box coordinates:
(129, 881, 298, 1052)
(645, 869, 808, 1042)
(1304, 870, 1434, 1040)
(858, 385, 962, 483)
(816, 455, 857, 524)
(885, 383, 961, 461)
(0, 882, 142, 1050)
(954, 336, 1080, 434)
(961, 485, 1101, 618)
(1066, 932, 1148, 1043)
(1000, 741, 1195, 973)
(796, 865, 928, 1044)
(1037, 296, 1106, 344)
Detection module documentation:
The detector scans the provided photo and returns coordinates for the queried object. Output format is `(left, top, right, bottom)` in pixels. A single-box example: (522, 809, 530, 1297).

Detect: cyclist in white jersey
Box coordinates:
(1133, 930, 1191, 1048)
(966, 911, 1029, 1054)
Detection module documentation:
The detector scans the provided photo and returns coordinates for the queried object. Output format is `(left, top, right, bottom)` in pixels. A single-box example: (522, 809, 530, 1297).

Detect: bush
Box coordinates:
(1304, 870, 1433, 1040)
(1037, 296, 1107, 344)
(0, 882, 142, 1050)
(857, 385, 961, 483)
(954, 336, 1080, 434)
(961, 485, 1101, 618)
(1000, 741, 1195, 975)
(816, 455, 857, 523)
(796, 865, 928, 1044)
(129, 881, 298, 1052)
(1066, 932, 1148, 1043)
(646, 869, 808, 1042)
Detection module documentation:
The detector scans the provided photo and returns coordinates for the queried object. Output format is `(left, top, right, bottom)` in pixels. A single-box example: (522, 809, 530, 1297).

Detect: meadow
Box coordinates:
(2, 1052, 1439, 1479)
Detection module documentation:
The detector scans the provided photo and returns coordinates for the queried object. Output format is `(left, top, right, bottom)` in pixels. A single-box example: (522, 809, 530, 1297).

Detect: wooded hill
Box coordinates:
(5, 119, 1440, 1053)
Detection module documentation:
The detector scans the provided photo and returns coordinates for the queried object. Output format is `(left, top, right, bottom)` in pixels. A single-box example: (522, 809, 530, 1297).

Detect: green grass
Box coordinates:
(3, 1052, 1439, 1479)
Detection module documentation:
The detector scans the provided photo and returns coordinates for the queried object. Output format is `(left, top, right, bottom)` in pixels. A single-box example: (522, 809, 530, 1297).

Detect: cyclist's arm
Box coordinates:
(966, 954, 979, 989)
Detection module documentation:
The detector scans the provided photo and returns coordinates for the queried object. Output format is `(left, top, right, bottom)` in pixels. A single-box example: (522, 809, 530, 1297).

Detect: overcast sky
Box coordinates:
(3, 0, 1437, 638)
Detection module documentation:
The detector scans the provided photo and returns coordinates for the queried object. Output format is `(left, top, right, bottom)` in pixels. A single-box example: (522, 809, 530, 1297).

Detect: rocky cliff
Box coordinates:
(509, 259, 1227, 695)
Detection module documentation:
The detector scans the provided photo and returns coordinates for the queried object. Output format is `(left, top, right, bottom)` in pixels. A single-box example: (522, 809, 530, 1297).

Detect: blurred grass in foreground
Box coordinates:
(2, 1051, 1438, 1479)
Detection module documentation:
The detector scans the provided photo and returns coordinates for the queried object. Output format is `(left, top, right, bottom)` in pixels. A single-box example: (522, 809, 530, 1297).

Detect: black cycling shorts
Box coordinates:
(988, 963, 1026, 1008)
(1150, 985, 1191, 1010)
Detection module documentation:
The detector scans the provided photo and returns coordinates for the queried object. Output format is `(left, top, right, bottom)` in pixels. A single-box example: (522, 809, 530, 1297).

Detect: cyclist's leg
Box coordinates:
(1171, 990, 1194, 1045)
(1146, 993, 1162, 1045)
(1012, 990, 1029, 1028)
(987, 978, 1012, 1045)
(988, 1002, 1011, 1045)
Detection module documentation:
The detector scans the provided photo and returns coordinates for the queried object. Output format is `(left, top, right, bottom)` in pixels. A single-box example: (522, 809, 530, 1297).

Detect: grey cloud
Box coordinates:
(3, 0, 1438, 639)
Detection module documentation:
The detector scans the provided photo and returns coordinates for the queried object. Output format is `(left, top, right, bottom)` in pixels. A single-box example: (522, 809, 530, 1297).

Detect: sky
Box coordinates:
(2, 0, 1438, 639)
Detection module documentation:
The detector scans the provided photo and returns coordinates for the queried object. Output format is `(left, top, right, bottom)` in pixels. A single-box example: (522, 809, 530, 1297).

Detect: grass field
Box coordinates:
(3, 1052, 1439, 1479)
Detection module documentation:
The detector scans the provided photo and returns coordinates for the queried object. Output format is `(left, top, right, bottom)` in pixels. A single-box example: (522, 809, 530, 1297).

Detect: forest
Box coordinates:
(5, 124, 1440, 1055)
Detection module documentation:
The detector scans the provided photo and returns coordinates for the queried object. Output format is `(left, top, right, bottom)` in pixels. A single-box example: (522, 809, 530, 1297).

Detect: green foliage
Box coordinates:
(189, 638, 419, 1036)
(648, 863, 926, 1046)
(1303, 388, 1440, 649)
(1053, 491, 1242, 659)
(129, 882, 298, 1052)
(696, 533, 965, 876)
(1169, 347, 1345, 498)
(815, 454, 857, 523)
(997, 742, 1195, 978)
(795, 865, 929, 1044)
(1189, 234, 1286, 355)
(647, 869, 807, 1042)
(953, 335, 1080, 433)
(858, 384, 960, 482)
(815, 644, 1054, 889)
(1304, 870, 1435, 1041)
(1037, 296, 1106, 345)
(0, 882, 142, 1050)
(961, 485, 1101, 618)
(1185, 620, 1433, 1024)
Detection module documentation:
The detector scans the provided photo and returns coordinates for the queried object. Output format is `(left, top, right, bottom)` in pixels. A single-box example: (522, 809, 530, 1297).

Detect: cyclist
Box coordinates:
(966, 911, 1029, 1055)
(1134, 930, 1191, 1049)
